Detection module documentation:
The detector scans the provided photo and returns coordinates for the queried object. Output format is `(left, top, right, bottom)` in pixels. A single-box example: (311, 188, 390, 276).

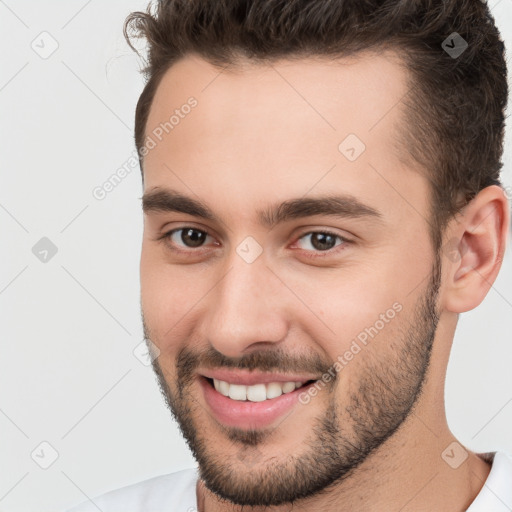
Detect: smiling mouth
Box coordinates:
(204, 377, 316, 402)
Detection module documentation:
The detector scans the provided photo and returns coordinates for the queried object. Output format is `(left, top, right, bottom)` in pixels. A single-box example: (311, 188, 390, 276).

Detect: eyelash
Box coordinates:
(158, 227, 350, 258)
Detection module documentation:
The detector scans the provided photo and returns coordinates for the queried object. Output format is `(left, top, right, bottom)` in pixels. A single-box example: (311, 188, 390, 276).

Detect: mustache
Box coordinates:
(175, 345, 334, 384)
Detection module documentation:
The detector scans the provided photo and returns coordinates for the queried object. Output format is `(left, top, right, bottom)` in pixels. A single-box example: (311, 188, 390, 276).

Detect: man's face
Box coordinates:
(140, 52, 442, 506)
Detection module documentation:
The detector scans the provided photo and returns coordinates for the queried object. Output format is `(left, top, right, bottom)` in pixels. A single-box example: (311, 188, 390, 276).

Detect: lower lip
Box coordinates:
(199, 377, 314, 429)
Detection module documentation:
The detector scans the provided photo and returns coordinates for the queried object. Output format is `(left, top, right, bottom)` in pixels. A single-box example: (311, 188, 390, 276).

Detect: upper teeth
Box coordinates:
(213, 379, 305, 402)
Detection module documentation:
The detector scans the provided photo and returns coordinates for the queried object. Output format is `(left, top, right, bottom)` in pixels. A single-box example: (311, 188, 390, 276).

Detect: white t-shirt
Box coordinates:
(65, 452, 512, 512)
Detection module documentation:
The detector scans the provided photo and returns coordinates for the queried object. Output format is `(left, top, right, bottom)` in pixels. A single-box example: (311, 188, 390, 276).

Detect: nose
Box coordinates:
(199, 251, 289, 358)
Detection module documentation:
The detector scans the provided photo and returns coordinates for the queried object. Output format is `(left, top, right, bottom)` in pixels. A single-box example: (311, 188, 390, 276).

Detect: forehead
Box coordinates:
(143, 51, 426, 225)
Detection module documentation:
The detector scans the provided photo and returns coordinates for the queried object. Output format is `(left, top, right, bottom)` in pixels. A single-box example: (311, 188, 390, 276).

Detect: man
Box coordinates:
(67, 0, 511, 510)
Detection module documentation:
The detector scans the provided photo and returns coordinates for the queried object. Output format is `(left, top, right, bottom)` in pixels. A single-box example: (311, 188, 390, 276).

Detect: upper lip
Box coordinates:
(199, 368, 319, 386)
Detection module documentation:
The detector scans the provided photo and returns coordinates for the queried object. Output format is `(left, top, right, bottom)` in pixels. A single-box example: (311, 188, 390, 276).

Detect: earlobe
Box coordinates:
(443, 185, 509, 313)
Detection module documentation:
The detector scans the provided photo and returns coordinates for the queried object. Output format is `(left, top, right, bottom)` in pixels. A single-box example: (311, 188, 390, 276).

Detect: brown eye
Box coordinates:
(296, 231, 344, 252)
(164, 228, 212, 249)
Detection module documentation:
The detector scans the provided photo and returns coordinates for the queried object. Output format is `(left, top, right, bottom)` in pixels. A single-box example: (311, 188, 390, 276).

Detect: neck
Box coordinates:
(197, 418, 491, 512)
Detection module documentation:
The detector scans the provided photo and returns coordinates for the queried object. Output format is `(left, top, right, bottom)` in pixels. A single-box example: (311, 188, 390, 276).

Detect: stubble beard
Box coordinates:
(146, 257, 441, 507)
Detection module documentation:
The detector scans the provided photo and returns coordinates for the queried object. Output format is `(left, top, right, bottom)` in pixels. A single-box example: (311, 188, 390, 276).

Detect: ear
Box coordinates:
(442, 185, 510, 313)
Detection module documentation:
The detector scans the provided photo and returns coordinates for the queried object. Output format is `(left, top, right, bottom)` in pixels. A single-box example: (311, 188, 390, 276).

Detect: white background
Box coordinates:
(0, 1, 511, 511)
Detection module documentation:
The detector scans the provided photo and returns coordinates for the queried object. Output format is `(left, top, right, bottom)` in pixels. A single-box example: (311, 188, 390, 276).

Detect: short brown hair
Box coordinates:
(124, 0, 508, 250)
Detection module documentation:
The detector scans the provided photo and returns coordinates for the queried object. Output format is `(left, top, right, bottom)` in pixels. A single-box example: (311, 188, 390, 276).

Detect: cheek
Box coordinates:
(304, 266, 396, 316)
(140, 247, 189, 348)
(295, 264, 414, 365)
(140, 246, 215, 360)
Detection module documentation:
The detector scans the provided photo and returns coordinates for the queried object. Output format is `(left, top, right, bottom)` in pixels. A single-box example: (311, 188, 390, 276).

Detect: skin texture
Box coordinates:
(139, 51, 509, 511)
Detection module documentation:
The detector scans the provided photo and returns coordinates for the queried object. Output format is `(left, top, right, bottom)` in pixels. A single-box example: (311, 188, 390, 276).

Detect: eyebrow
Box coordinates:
(141, 188, 382, 228)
